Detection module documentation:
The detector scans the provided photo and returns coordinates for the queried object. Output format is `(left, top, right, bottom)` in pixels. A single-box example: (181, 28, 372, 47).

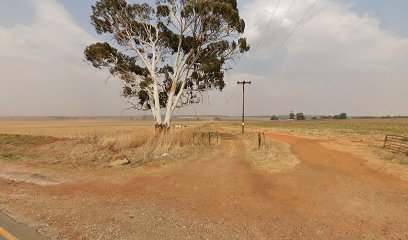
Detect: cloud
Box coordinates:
(221, 0, 408, 116)
(1, 0, 407, 117)
(0, 0, 126, 116)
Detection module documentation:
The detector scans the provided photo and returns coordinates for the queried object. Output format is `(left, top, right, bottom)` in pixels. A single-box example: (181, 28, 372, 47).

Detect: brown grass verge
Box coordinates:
(219, 127, 300, 173)
(0, 122, 218, 170)
(245, 134, 300, 173)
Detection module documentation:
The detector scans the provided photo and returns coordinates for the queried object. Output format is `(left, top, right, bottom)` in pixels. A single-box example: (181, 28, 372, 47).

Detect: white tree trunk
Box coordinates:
(152, 79, 162, 126)
(163, 95, 173, 127)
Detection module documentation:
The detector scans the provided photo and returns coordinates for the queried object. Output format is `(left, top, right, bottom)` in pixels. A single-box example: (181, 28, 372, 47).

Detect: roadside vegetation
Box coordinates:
(220, 127, 300, 173)
(0, 121, 217, 169)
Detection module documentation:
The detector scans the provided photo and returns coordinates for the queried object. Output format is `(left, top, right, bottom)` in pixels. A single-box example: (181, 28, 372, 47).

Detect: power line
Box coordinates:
(272, 0, 318, 58)
(251, 0, 282, 54)
(212, 87, 241, 114)
(241, 0, 296, 80)
(258, 0, 319, 75)
(259, 0, 297, 59)
(211, 1, 318, 116)
(240, 0, 282, 77)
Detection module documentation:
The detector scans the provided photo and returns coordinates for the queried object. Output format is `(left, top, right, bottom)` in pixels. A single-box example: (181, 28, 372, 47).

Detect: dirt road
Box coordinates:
(0, 132, 407, 239)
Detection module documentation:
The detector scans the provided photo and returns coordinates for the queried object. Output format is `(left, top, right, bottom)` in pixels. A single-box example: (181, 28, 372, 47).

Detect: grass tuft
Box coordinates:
(0, 153, 16, 159)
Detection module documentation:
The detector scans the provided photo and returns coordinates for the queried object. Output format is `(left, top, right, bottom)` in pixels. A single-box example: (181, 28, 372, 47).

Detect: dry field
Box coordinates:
(0, 119, 407, 239)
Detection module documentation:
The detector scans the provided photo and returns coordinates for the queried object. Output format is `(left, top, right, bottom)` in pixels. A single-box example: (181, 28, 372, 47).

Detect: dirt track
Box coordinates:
(0, 132, 407, 239)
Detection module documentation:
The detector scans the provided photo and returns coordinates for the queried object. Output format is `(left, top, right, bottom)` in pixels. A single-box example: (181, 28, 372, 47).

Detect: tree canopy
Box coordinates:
(85, 0, 249, 127)
(296, 113, 306, 120)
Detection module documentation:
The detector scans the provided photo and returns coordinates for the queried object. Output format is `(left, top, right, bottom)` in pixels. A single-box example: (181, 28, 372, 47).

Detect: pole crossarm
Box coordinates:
(237, 81, 252, 133)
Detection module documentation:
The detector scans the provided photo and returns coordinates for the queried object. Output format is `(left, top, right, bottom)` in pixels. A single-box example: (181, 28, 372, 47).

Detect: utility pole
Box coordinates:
(237, 81, 251, 133)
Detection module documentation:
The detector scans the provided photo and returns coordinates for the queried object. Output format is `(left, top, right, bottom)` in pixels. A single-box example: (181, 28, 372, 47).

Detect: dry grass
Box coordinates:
(247, 136, 300, 173)
(0, 120, 217, 169)
(0, 120, 158, 138)
(224, 119, 408, 142)
(222, 119, 408, 178)
(221, 127, 300, 173)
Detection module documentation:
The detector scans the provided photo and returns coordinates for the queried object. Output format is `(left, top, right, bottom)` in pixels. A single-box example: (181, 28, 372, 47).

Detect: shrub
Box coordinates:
(296, 113, 306, 120)
(334, 113, 348, 120)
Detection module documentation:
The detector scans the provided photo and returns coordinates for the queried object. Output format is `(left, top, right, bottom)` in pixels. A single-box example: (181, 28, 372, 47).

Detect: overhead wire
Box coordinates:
(258, 0, 297, 60)
(244, 0, 297, 81)
(216, 0, 298, 116)
(238, 0, 282, 77)
(250, 0, 282, 54)
(211, 87, 241, 115)
(243, 0, 290, 76)
(257, 0, 319, 76)
(211, 0, 318, 115)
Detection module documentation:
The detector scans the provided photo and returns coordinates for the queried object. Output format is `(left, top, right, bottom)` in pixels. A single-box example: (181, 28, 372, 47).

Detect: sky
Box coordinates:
(0, 0, 407, 117)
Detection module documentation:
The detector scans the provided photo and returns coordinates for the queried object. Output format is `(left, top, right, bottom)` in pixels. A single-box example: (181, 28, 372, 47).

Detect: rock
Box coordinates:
(162, 153, 170, 157)
(109, 159, 130, 167)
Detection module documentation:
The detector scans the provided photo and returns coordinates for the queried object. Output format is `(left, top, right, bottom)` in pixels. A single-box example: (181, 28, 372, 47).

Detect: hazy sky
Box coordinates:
(1, 0, 407, 117)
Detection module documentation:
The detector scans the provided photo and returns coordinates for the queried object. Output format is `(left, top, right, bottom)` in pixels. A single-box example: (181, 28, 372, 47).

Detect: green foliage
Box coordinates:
(85, 0, 249, 111)
(334, 113, 348, 120)
(289, 112, 295, 120)
(0, 153, 15, 159)
(296, 113, 306, 121)
(270, 115, 279, 121)
(0, 134, 53, 146)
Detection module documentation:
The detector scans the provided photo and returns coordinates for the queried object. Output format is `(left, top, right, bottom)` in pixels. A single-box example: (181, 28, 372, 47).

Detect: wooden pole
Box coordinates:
(258, 133, 261, 148)
(237, 81, 252, 133)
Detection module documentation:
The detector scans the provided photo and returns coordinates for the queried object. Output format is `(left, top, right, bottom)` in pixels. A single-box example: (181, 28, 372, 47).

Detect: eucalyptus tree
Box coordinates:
(85, 0, 249, 128)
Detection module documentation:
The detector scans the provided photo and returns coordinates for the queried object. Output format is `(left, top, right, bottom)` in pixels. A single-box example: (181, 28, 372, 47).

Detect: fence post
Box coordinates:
(258, 133, 261, 148)
(217, 132, 219, 143)
(208, 132, 211, 145)
(262, 132, 265, 146)
(383, 135, 388, 149)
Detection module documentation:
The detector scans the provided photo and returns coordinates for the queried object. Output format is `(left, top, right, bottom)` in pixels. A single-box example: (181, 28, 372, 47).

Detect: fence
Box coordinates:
(198, 132, 219, 145)
(187, 131, 219, 145)
(383, 135, 408, 155)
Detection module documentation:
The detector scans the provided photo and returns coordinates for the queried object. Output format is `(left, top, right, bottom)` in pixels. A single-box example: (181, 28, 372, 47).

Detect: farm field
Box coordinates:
(0, 119, 407, 239)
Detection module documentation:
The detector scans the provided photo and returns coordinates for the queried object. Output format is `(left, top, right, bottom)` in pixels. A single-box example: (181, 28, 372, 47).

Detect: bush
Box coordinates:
(334, 113, 347, 120)
(270, 115, 279, 121)
(296, 113, 306, 120)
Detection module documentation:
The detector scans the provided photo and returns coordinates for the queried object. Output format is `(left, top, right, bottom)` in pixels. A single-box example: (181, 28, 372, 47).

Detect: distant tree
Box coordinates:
(85, 0, 250, 129)
(270, 115, 279, 121)
(334, 113, 347, 120)
(289, 112, 295, 120)
(296, 113, 306, 120)
(214, 116, 221, 121)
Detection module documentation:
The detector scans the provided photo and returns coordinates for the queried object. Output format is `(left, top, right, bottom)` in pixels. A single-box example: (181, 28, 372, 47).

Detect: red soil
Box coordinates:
(0, 132, 407, 239)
